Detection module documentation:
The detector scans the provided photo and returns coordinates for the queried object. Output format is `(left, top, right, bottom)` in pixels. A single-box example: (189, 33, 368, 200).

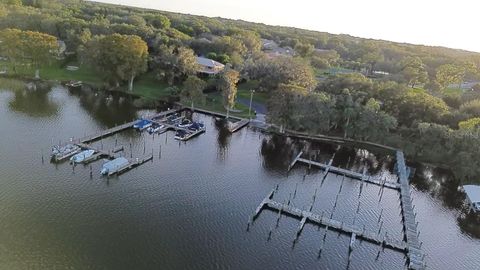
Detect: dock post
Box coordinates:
(293, 183, 298, 199)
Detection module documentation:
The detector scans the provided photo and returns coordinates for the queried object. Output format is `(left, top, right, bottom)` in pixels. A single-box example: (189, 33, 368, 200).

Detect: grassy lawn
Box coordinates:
(2, 61, 103, 85)
(237, 80, 269, 104)
(128, 72, 171, 100)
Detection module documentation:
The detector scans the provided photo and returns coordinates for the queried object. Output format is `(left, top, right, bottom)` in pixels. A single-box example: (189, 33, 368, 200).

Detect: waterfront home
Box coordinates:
(196, 56, 225, 75)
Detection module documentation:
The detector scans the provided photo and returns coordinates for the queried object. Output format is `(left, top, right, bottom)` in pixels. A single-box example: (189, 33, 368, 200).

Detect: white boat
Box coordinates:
(70, 149, 95, 163)
(147, 124, 166, 134)
(177, 119, 192, 128)
(51, 144, 81, 161)
(100, 157, 129, 175)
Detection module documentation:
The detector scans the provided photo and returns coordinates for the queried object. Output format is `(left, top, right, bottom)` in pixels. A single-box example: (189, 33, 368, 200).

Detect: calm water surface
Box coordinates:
(0, 85, 479, 270)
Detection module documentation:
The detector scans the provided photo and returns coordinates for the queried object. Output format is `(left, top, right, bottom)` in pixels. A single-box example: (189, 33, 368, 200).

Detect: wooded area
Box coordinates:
(1, 0, 480, 181)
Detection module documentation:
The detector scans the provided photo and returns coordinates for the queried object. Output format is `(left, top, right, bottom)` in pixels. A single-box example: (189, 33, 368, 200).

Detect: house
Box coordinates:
(261, 39, 295, 58)
(462, 185, 480, 213)
(196, 56, 225, 75)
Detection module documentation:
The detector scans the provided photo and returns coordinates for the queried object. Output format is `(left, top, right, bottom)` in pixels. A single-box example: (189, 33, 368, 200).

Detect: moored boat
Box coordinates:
(70, 149, 95, 163)
(133, 119, 152, 131)
(100, 157, 129, 175)
(51, 144, 81, 162)
(177, 119, 192, 128)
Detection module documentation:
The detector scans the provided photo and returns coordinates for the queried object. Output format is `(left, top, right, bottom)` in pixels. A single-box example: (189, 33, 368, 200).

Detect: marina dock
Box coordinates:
(396, 151, 425, 269)
(252, 189, 407, 252)
(250, 149, 425, 269)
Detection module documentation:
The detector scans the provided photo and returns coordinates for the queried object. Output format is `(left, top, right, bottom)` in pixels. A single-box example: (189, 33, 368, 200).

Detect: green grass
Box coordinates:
(2, 61, 103, 86)
(237, 80, 269, 104)
(128, 72, 171, 100)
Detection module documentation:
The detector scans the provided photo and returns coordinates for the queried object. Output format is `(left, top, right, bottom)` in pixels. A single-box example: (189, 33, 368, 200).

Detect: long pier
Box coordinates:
(252, 189, 407, 252)
(396, 151, 425, 269)
(74, 108, 181, 144)
(288, 152, 400, 190)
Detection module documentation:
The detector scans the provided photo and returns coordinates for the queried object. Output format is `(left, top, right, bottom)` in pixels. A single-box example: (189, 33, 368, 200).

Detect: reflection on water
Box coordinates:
(214, 118, 231, 161)
(70, 88, 139, 127)
(260, 135, 299, 172)
(8, 87, 58, 117)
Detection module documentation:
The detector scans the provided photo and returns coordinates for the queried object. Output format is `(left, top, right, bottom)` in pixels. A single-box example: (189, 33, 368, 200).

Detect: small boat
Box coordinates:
(133, 119, 152, 131)
(188, 122, 205, 132)
(177, 119, 192, 128)
(100, 157, 129, 175)
(70, 149, 95, 163)
(174, 130, 190, 141)
(51, 144, 81, 161)
(164, 113, 182, 124)
(147, 124, 166, 134)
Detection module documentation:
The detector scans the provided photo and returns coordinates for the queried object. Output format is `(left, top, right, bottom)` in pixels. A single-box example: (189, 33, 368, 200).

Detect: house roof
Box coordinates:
(463, 185, 480, 203)
(196, 56, 224, 68)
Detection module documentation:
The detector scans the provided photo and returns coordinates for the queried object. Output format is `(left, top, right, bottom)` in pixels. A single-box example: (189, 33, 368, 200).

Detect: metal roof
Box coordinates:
(196, 57, 224, 68)
(463, 185, 480, 203)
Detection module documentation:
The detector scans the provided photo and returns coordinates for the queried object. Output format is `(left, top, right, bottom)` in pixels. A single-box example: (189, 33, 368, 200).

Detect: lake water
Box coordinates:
(0, 85, 479, 269)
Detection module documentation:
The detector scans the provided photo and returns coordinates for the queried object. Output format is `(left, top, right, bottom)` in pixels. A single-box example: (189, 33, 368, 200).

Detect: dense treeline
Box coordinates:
(2, 0, 480, 181)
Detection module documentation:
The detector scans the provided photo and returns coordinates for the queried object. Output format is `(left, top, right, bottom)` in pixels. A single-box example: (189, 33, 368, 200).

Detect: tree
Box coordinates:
(356, 41, 383, 75)
(0, 29, 58, 78)
(436, 64, 465, 89)
(4, 0, 22, 6)
(152, 45, 198, 85)
(460, 99, 480, 117)
(181, 76, 206, 110)
(459, 118, 480, 130)
(244, 56, 317, 91)
(217, 68, 240, 118)
(399, 57, 428, 88)
(267, 83, 308, 131)
(294, 42, 314, 57)
(89, 34, 148, 91)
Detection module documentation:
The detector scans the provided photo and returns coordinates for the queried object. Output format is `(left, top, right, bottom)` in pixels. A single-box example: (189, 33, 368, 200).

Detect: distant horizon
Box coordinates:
(89, 0, 480, 53)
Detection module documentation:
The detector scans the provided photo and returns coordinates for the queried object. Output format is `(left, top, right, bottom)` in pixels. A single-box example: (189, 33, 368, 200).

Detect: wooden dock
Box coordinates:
(77, 144, 124, 164)
(396, 151, 425, 269)
(288, 153, 400, 190)
(228, 119, 250, 133)
(107, 155, 153, 176)
(252, 189, 407, 252)
(74, 108, 181, 144)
